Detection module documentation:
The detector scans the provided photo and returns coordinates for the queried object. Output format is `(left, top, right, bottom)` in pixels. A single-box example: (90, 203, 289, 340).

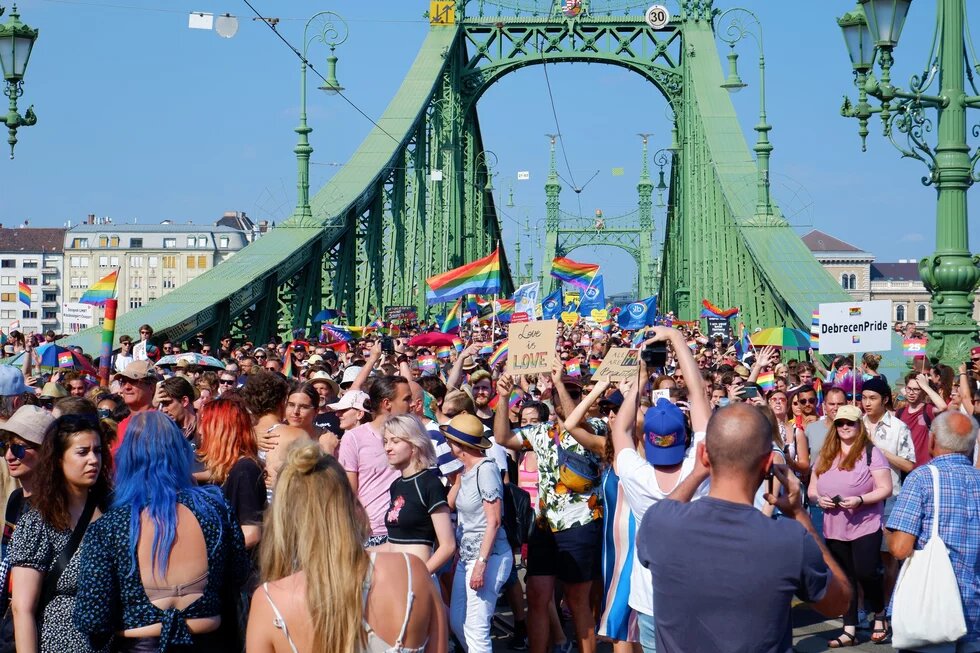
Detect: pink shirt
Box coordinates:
(814, 445, 889, 542)
(337, 423, 400, 537)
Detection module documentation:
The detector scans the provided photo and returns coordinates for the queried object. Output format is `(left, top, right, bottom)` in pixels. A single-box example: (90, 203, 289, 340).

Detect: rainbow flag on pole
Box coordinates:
(565, 357, 582, 377)
(488, 340, 508, 367)
(550, 257, 599, 289)
(440, 298, 462, 333)
(426, 249, 502, 305)
(17, 281, 30, 306)
(757, 371, 775, 393)
(80, 270, 119, 307)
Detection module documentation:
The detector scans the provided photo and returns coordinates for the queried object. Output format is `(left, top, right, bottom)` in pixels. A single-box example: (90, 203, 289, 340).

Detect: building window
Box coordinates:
(187, 257, 196, 269)
(22, 260, 37, 269)
(131, 277, 141, 289)
(22, 311, 36, 319)
(130, 238, 143, 249)
(0, 293, 15, 302)
(22, 277, 36, 286)
(896, 305, 906, 322)
(43, 310, 56, 320)
(917, 304, 928, 322)
(163, 278, 175, 289)
(72, 238, 89, 248)
(129, 298, 143, 310)
(0, 277, 12, 285)
(42, 275, 56, 286)
(849, 274, 856, 289)
(110, 256, 119, 267)
(99, 235, 108, 247)
(0, 260, 12, 269)
(187, 237, 197, 248)
(0, 310, 13, 319)
(219, 236, 229, 248)
(197, 256, 207, 268)
(163, 256, 176, 269)
(840, 274, 850, 290)
(163, 238, 177, 249)
(42, 293, 56, 303)
(130, 256, 143, 268)
(110, 236, 120, 247)
(148, 256, 158, 268)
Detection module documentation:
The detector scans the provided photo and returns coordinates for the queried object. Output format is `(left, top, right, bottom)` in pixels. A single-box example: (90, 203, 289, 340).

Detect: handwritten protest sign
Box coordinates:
(506, 320, 558, 375)
(592, 347, 641, 382)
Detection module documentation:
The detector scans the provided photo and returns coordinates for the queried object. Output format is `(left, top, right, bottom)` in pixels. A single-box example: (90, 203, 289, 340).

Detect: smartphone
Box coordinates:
(381, 336, 395, 354)
(641, 342, 668, 367)
(742, 385, 759, 399)
(831, 494, 843, 506)
(766, 468, 774, 497)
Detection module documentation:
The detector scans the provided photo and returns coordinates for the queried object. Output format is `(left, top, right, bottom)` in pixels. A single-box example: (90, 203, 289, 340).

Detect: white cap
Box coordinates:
(1, 405, 56, 445)
(340, 366, 362, 387)
(327, 390, 369, 412)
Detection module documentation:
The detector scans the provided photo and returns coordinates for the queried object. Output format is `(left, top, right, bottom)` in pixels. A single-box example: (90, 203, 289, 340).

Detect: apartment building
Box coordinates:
(0, 226, 66, 333)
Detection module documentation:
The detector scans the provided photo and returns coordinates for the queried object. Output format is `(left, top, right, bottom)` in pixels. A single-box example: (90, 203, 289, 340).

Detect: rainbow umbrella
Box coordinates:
(749, 327, 811, 350)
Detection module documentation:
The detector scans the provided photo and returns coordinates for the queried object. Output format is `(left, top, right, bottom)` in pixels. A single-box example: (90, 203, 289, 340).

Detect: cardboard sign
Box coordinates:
(818, 300, 892, 354)
(506, 320, 558, 375)
(592, 347, 641, 382)
(705, 316, 731, 341)
(63, 303, 94, 332)
(384, 306, 418, 323)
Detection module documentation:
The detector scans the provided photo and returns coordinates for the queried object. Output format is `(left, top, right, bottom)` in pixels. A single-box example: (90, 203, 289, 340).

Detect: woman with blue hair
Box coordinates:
(72, 411, 249, 652)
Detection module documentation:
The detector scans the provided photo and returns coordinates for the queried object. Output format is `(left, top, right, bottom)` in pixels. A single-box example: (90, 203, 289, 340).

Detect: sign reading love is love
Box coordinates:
(506, 320, 559, 375)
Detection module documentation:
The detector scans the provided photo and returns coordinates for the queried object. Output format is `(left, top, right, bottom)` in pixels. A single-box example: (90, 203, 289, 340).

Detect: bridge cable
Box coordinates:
(240, 0, 400, 144)
(539, 45, 586, 218)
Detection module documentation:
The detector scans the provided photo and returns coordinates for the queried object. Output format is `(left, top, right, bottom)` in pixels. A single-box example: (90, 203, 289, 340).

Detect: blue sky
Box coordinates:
(3, 0, 979, 295)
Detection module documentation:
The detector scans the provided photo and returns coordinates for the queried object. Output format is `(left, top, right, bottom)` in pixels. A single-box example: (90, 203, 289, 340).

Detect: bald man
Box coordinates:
(886, 411, 980, 650)
(636, 403, 851, 652)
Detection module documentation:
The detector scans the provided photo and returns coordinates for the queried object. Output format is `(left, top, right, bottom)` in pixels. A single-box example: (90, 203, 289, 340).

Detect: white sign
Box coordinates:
(63, 303, 94, 329)
(430, 170, 444, 182)
(517, 171, 530, 181)
(188, 11, 214, 30)
(645, 4, 670, 29)
(513, 282, 540, 321)
(818, 300, 893, 354)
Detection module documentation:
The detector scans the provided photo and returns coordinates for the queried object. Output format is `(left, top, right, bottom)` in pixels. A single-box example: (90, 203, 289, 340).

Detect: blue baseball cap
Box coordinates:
(643, 398, 687, 466)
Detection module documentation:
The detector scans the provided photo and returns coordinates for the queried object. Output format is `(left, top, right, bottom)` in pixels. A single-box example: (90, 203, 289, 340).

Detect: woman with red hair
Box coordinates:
(198, 396, 266, 551)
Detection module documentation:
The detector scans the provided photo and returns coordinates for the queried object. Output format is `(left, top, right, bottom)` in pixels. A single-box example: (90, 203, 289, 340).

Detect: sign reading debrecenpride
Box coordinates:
(817, 300, 892, 354)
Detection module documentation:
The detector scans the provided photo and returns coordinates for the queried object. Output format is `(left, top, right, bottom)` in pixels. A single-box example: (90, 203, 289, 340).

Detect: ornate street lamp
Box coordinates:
(838, 0, 979, 365)
(716, 8, 779, 225)
(0, 5, 38, 159)
(292, 12, 348, 225)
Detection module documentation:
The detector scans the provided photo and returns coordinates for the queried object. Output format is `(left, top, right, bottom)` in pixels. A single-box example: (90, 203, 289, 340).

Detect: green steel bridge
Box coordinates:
(64, 0, 908, 376)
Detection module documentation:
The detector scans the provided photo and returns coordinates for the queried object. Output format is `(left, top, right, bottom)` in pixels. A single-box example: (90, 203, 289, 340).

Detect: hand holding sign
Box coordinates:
(505, 320, 559, 376)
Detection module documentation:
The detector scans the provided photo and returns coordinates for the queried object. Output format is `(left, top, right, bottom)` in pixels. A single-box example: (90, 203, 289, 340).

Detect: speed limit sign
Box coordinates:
(645, 4, 670, 29)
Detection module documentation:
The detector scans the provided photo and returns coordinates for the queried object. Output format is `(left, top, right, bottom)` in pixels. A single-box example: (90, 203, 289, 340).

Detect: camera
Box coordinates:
(641, 342, 668, 367)
(381, 336, 395, 354)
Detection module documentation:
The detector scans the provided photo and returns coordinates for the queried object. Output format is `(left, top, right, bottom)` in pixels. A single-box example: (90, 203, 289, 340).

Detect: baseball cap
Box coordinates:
(643, 398, 687, 466)
(340, 366, 362, 388)
(113, 360, 162, 383)
(327, 390, 369, 412)
(834, 404, 862, 423)
(39, 382, 68, 400)
(0, 367, 31, 397)
(598, 390, 624, 411)
(971, 346, 980, 356)
(307, 354, 324, 366)
(1, 405, 55, 445)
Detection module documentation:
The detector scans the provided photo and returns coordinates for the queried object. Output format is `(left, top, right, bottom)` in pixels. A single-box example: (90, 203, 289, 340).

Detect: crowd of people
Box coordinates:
(0, 314, 976, 653)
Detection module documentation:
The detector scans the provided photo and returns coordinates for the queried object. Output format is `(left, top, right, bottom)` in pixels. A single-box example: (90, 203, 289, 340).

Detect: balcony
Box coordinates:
(41, 283, 58, 292)
(41, 267, 58, 275)
(40, 316, 59, 325)
(41, 301, 58, 309)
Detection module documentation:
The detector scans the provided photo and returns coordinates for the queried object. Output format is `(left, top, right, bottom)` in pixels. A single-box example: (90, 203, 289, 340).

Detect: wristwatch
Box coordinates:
(477, 556, 488, 563)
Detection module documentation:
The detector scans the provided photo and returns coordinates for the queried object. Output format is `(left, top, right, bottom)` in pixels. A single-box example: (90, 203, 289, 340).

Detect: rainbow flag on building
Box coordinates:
(440, 298, 463, 333)
(425, 249, 502, 305)
(550, 257, 599, 290)
(489, 340, 508, 367)
(757, 371, 775, 393)
(17, 281, 30, 306)
(79, 270, 119, 307)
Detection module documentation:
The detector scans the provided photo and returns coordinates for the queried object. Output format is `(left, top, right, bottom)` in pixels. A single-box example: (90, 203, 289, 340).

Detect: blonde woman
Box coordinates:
(381, 414, 456, 574)
(246, 444, 446, 653)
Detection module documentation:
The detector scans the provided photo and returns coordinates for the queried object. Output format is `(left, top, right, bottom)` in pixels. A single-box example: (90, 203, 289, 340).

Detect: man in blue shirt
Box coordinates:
(887, 411, 980, 652)
(636, 403, 851, 652)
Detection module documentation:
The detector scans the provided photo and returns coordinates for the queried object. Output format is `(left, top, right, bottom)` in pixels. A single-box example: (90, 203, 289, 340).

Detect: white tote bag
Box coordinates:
(892, 465, 967, 650)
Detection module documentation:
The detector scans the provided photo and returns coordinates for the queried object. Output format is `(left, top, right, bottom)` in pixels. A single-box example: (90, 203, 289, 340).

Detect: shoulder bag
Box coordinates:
(36, 494, 96, 635)
(891, 465, 967, 649)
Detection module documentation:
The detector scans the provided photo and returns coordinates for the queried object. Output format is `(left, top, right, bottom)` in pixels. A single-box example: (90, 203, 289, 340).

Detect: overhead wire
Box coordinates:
(538, 38, 586, 217)
(38, 0, 426, 22)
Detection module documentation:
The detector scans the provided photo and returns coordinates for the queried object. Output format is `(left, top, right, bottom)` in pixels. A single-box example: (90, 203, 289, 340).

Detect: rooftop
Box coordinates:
(871, 262, 920, 282)
(67, 223, 244, 234)
(801, 229, 866, 254)
(0, 227, 67, 253)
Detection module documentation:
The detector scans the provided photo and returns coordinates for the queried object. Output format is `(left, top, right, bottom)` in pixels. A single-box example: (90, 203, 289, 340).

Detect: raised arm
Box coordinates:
(560, 379, 609, 456)
(350, 342, 382, 392)
(642, 327, 710, 433)
(611, 377, 638, 458)
(958, 364, 975, 415)
(747, 346, 776, 384)
(493, 374, 525, 452)
(446, 341, 481, 390)
(916, 373, 948, 412)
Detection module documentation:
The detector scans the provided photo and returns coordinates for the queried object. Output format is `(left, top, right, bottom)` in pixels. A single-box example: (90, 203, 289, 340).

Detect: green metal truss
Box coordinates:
(66, 0, 906, 375)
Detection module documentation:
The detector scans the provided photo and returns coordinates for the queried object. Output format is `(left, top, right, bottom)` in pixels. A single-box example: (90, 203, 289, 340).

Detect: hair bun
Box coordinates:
(287, 442, 325, 475)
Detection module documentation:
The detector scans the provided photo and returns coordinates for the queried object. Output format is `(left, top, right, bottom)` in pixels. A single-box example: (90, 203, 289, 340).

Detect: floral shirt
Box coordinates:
(516, 421, 603, 532)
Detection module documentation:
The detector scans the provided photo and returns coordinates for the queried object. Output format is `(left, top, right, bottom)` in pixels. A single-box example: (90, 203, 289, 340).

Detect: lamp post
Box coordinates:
(0, 5, 38, 159)
(653, 147, 671, 208)
(837, 0, 980, 365)
(292, 11, 347, 225)
(716, 8, 779, 225)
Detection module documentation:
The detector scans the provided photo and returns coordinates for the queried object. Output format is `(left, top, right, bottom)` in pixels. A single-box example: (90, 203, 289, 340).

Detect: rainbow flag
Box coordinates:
(810, 311, 820, 348)
(589, 359, 601, 375)
(550, 257, 599, 290)
(57, 350, 74, 368)
(452, 337, 464, 353)
(321, 323, 353, 342)
(17, 281, 30, 306)
(436, 345, 452, 359)
(418, 355, 438, 374)
(79, 270, 118, 307)
(903, 338, 927, 357)
(440, 298, 462, 333)
(757, 371, 775, 393)
(494, 299, 515, 322)
(565, 357, 582, 377)
(479, 344, 493, 356)
(491, 389, 523, 411)
(489, 340, 508, 367)
(425, 249, 502, 305)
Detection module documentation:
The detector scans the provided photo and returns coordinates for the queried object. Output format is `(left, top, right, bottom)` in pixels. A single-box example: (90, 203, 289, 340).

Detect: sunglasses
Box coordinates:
(835, 419, 857, 427)
(0, 440, 36, 460)
(255, 354, 267, 359)
(798, 397, 817, 405)
(219, 378, 235, 385)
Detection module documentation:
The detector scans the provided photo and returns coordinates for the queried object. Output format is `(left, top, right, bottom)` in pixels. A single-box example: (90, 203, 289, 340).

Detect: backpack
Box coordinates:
(502, 483, 534, 550)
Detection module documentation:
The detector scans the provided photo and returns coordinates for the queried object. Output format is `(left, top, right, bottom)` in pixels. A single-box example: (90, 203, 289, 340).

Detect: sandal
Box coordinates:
(871, 616, 891, 644)
(828, 631, 858, 648)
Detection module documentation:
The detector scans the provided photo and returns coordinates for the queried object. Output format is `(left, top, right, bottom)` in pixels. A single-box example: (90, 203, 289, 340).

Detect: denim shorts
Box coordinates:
(526, 519, 602, 583)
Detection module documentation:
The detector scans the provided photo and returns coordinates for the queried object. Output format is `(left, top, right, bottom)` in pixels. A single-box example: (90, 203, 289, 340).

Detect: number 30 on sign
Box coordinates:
(645, 4, 670, 29)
